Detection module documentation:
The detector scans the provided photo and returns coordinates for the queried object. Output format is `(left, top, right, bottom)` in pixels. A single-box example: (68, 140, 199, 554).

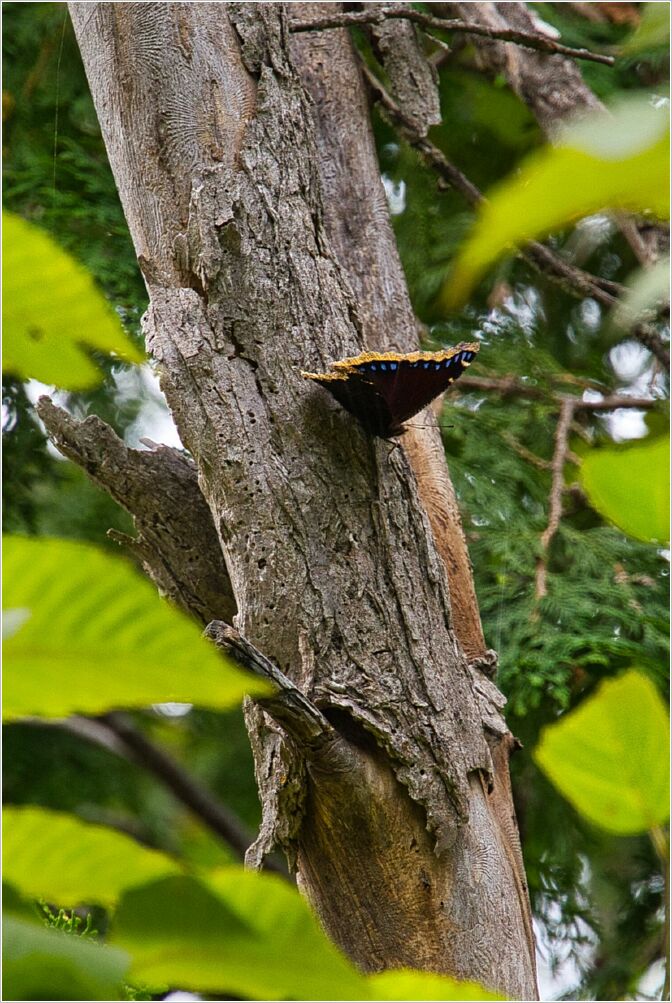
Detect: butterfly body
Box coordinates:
(302, 343, 479, 438)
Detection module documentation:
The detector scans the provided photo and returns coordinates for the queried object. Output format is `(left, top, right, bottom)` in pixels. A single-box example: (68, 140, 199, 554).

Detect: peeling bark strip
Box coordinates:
(68, 4, 537, 995)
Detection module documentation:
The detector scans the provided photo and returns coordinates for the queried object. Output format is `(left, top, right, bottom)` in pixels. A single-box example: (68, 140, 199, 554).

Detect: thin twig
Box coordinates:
(574, 394, 661, 412)
(457, 374, 546, 399)
(457, 374, 659, 412)
(503, 432, 552, 471)
(362, 65, 670, 369)
(535, 398, 576, 600)
(290, 5, 615, 66)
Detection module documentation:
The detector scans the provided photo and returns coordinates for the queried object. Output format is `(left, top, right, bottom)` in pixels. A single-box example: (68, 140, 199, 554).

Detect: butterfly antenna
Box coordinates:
(403, 422, 455, 431)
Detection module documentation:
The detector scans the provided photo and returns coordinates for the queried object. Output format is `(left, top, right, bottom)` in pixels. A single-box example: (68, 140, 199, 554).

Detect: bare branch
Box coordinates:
(289, 5, 615, 66)
(574, 394, 662, 413)
(457, 374, 660, 413)
(24, 711, 290, 874)
(503, 433, 553, 471)
(535, 398, 577, 600)
(97, 711, 293, 875)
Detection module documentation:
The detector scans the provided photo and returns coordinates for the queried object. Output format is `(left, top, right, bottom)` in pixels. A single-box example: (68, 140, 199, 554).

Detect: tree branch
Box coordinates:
(204, 622, 340, 755)
(535, 398, 577, 600)
(457, 374, 660, 413)
(25, 712, 290, 875)
(98, 711, 266, 864)
(362, 65, 670, 369)
(289, 5, 615, 66)
(36, 397, 236, 626)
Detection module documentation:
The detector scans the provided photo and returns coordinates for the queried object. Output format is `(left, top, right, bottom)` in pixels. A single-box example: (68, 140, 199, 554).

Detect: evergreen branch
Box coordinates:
(536, 398, 576, 600)
(362, 65, 670, 369)
(290, 6, 615, 66)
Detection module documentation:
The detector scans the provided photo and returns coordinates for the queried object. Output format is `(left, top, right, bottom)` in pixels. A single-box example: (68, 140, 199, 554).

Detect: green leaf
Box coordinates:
(112, 872, 369, 1000)
(441, 96, 670, 309)
(610, 257, 670, 333)
(3, 807, 180, 908)
(205, 868, 370, 999)
(580, 435, 669, 544)
(3, 535, 270, 719)
(534, 670, 670, 834)
(2, 211, 144, 389)
(369, 966, 505, 998)
(368, 969, 504, 1001)
(4, 915, 129, 1001)
(620, 2, 670, 55)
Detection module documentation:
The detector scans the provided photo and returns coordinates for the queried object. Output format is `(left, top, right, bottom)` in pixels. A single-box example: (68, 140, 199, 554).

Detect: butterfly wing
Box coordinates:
(351, 345, 478, 426)
(302, 371, 397, 437)
(302, 342, 479, 438)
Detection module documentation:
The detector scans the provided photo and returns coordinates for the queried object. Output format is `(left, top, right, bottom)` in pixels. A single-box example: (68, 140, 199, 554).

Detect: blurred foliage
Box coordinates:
(441, 95, 669, 308)
(3, 2, 670, 1001)
(4, 824, 505, 1000)
(4, 536, 268, 719)
(535, 670, 670, 834)
(580, 432, 669, 542)
(3, 211, 143, 388)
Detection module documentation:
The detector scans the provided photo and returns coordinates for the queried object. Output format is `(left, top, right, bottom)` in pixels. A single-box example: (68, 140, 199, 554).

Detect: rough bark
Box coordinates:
(67, 3, 537, 996)
(289, 5, 487, 664)
(289, 1, 535, 978)
(364, 1, 441, 137)
(435, 0, 602, 136)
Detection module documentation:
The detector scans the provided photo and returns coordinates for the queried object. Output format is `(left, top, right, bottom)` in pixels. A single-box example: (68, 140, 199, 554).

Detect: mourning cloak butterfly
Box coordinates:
(302, 342, 479, 438)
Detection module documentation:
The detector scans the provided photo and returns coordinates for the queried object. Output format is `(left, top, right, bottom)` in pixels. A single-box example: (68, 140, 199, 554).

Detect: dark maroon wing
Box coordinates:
(355, 351, 474, 425)
(309, 372, 397, 437)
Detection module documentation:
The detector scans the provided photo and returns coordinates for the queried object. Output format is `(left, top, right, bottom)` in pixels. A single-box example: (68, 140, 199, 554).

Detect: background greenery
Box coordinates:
(3, 3, 669, 1000)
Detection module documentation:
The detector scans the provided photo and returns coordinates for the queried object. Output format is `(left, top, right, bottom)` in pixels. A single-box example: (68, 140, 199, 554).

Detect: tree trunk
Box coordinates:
(67, 3, 538, 997)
